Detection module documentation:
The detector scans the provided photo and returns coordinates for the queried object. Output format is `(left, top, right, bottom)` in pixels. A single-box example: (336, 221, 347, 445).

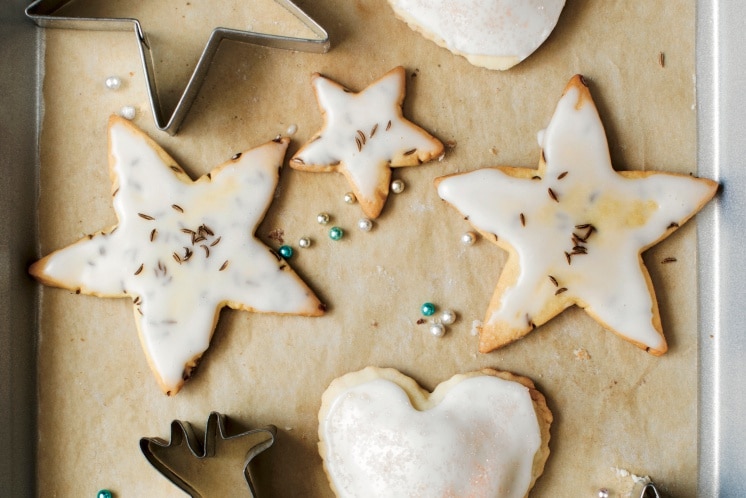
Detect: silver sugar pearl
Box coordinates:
(391, 179, 405, 194)
(298, 237, 311, 248)
(105, 76, 122, 90)
(597, 489, 609, 498)
(357, 218, 373, 232)
(119, 105, 136, 120)
(429, 322, 446, 338)
(461, 231, 477, 246)
(440, 309, 457, 325)
(344, 192, 357, 204)
(316, 212, 330, 225)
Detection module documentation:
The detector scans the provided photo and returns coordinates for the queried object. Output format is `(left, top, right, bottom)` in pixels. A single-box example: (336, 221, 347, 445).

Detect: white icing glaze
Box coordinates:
(33, 117, 323, 394)
(321, 373, 541, 498)
(291, 66, 443, 219)
(437, 76, 717, 353)
(388, 0, 565, 70)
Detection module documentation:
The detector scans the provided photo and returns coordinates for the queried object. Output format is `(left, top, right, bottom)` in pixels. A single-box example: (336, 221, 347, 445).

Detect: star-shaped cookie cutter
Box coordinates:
(140, 412, 277, 497)
(26, 0, 330, 135)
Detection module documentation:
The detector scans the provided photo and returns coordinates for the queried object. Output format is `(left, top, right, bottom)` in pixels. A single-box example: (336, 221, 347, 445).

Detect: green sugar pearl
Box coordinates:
(97, 490, 113, 498)
(278, 245, 294, 259)
(329, 227, 344, 241)
(421, 302, 436, 316)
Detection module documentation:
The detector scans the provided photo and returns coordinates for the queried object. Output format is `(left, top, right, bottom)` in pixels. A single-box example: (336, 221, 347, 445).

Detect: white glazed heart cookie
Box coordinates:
(318, 367, 552, 498)
(387, 0, 566, 70)
(290, 66, 444, 219)
(435, 75, 718, 355)
(29, 116, 325, 395)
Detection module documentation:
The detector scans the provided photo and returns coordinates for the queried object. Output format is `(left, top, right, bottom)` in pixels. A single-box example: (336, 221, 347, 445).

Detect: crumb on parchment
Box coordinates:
(573, 347, 591, 360)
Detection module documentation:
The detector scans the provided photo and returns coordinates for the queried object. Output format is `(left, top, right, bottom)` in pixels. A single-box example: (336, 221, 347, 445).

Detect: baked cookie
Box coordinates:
(318, 367, 552, 498)
(436, 75, 718, 355)
(290, 66, 444, 219)
(387, 0, 565, 70)
(30, 116, 324, 395)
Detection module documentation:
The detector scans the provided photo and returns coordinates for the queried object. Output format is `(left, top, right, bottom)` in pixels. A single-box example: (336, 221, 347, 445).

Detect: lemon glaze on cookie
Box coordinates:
(387, 0, 565, 70)
(436, 75, 717, 355)
(319, 369, 544, 498)
(30, 116, 324, 395)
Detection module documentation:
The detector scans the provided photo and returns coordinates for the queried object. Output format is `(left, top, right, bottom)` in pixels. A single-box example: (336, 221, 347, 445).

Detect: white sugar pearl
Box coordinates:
(391, 179, 405, 194)
(461, 231, 477, 246)
(597, 489, 609, 498)
(286, 123, 298, 136)
(429, 322, 446, 337)
(119, 106, 136, 120)
(357, 218, 373, 232)
(317, 212, 330, 225)
(344, 192, 357, 204)
(105, 76, 122, 90)
(440, 309, 457, 325)
(298, 237, 311, 248)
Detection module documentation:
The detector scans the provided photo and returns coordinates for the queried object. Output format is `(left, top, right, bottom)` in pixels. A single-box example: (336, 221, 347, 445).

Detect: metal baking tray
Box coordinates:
(696, 1, 746, 495)
(0, 0, 40, 495)
(1, 0, 744, 495)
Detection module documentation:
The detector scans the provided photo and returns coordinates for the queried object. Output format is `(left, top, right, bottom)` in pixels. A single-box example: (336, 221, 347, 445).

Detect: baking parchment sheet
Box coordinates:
(37, 0, 698, 496)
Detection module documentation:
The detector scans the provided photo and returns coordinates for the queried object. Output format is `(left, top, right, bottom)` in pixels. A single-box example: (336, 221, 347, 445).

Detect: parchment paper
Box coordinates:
(37, 0, 698, 496)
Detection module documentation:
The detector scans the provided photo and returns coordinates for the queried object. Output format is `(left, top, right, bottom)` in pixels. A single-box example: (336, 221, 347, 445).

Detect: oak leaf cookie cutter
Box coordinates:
(26, 0, 330, 135)
(140, 412, 277, 497)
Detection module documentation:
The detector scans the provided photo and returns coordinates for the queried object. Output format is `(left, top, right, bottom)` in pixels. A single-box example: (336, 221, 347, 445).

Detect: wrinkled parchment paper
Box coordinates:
(37, 0, 698, 496)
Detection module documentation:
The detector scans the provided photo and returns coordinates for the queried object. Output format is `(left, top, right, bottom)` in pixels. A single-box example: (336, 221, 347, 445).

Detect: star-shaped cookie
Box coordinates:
(436, 75, 717, 355)
(30, 116, 324, 395)
(290, 66, 444, 218)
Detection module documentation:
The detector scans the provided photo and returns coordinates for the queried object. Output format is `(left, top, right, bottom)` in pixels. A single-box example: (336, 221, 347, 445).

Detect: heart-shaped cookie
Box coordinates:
(318, 367, 552, 498)
(387, 0, 565, 70)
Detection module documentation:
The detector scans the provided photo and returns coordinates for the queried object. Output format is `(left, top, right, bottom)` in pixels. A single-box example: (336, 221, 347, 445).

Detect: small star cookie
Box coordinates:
(290, 66, 444, 218)
(436, 75, 717, 355)
(30, 116, 324, 395)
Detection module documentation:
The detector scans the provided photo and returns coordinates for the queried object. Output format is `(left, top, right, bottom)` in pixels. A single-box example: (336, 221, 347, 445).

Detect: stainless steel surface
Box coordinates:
(0, 1, 39, 496)
(697, 0, 746, 496)
(25, 0, 331, 135)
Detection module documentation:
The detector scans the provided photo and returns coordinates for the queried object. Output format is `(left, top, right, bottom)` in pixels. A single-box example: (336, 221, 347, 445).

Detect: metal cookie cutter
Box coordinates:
(140, 412, 277, 498)
(26, 0, 330, 135)
(633, 481, 662, 498)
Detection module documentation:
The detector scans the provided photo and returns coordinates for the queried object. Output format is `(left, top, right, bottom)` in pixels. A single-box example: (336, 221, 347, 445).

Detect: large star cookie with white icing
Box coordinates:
(387, 0, 565, 70)
(30, 116, 324, 395)
(290, 66, 444, 219)
(318, 367, 552, 498)
(436, 75, 717, 355)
